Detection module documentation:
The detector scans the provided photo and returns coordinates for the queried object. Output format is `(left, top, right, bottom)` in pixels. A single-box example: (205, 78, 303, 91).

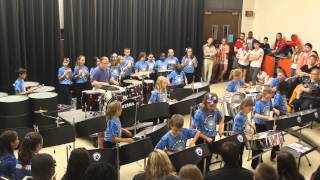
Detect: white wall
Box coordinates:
(242, 0, 320, 50)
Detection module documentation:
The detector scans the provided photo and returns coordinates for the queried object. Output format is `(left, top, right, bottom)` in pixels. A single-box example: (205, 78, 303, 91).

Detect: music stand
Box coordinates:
(39, 125, 75, 148)
(208, 133, 246, 155)
(169, 143, 211, 171)
(119, 138, 154, 165)
(138, 103, 170, 122)
(74, 116, 106, 137)
(88, 148, 118, 168)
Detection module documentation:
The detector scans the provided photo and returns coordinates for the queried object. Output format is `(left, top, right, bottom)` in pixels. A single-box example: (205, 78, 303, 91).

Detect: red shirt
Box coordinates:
(219, 44, 230, 61)
(297, 51, 312, 70)
(234, 39, 244, 50)
(273, 38, 286, 52)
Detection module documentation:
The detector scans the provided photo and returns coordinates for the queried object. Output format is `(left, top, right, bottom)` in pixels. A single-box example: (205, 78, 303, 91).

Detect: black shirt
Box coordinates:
(205, 165, 253, 180)
(300, 65, 319, 74)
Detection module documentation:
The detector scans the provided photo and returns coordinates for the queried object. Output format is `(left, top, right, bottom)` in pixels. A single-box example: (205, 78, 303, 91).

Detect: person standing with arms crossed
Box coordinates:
(203, 37, 217, 83)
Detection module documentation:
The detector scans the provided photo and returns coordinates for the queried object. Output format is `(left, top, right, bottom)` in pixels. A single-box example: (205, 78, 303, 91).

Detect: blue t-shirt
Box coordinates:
(58, 67, 73, 85)
(253, 100, 273, 124)
(232, 112, 248, 133)
(225, 80, 245, 92)
(155, 60, 168, 71)
(192, 108, 222, 137)
(73, 65, 89, 84)
(104, 119, 122, 143)
(270, 78, 288, 88)
(146, 61, 156, 73)
(168, 71, 186, 86)
(14, 79, 26, 93)
(149, 89, 167, 104)
(181, 56, 197, 74)
(155, 128, 197, 152)
(0, 155, 16, 178)
(135, 61, 148, 72)
(123, 55, 135, 76)
(91, 67, 111, 83)
(165, 56, 179, 70)
(15, 160, 31, 180)
(110, 66, 121, 81)
(273, 92, 287, 114)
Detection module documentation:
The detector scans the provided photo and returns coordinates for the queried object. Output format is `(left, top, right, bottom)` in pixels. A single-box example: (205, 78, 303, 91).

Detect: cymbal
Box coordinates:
(34, 109, 48, 114)
(131, 71, 150, 77)
(99, 85, 120, 91)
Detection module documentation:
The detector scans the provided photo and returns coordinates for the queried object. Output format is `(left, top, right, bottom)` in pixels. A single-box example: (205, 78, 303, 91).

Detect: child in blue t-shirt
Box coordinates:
(156, 114, 212, 154)
(232, 98, 255, 166)
(155, 52, 168, 71)
(135, 52, 148, 73)
(104, 101, 134, 148)
(167, 64, 187, 87)
(0, 130, 19, 179)
(181, 47, 198, 83)
(147, 53, 157, 81)
(149, 76, 169, 104)
(110, 56, 122, 86)
(58, 58, 73, 105)
(14, 68, 34, 95)
(225, 69, 248, 93)
(251, 88, 280, 169)
(273, 81, 289, 115)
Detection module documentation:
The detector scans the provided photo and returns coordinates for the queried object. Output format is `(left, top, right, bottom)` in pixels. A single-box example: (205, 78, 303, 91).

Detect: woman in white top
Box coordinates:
(236, 42, 250, 81)
(248, 41, 264, 85)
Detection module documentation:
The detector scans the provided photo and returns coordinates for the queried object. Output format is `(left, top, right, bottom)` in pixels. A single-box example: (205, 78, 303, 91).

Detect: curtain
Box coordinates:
(0, 0, 61, 93)
(64, 0, 204, 79)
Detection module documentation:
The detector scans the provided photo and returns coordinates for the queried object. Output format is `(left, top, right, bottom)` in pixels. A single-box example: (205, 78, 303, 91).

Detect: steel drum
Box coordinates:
(0, 92, 8, 98)
(134, 123, 169, 146)
(157, 69, 172, 77)
(31, 86, 55, 93)
(122, 79, 142, 86)
(0, 95, 31, 128)
(246, 131, 284, 151)
(183, 82, 210, 92)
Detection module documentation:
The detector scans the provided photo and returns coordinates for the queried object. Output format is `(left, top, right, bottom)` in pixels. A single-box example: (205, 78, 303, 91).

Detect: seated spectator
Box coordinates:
(62, 148, 90, 180)
(16, 132, 43, 180)
(296, 43, 313, 71)
(30, 153, 56, 180)
(205, 141, 253, 180)
(133, 149, 177, 180)
(311, 166, 320, 180)
(297, 55, 320, 77)
(270, 67, 288, 92)
(272, 32, 286, 57)
(277, 151, 305, 180)
(179, 164, 203, 180)
(0, 130, 19, 179)
(85, 162, 117, 180)
(291, 46, 302, 76)
(285, 34, 303, 56)
(254, 163, 278, 180)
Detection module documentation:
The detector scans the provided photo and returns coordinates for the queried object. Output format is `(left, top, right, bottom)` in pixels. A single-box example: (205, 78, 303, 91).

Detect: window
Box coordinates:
(223, 24, 230, 38)
(211, 24, 218, 40)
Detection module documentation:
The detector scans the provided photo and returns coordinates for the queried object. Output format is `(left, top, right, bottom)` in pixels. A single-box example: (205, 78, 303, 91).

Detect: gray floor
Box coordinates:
(39, 82, 320, 180)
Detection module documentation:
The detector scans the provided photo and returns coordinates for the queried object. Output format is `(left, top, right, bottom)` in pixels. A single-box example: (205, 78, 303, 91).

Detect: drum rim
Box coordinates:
(32, 86, 55, 92)
(0, 95, 29, 102)
(28, 92, 58, 98)
(184, 81, 209, 88)
(82, 90, 104, 94)
(144, 79, 154, 83)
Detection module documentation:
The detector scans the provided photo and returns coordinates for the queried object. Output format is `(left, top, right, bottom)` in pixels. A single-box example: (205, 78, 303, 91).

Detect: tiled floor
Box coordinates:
(40, 82, 320, 180)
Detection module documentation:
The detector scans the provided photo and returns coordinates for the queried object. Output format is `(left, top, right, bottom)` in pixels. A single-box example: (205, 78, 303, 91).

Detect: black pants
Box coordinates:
(251, 124, 279, 169)
(58, 84, 73, 105)
(185, 73, 194, 84)
(104, 141, 116, 149)
(74, 82, 90, 109)
(239, 143, 245, 166)
(196, 136, 215, 174)
(293, 98, 320, 111)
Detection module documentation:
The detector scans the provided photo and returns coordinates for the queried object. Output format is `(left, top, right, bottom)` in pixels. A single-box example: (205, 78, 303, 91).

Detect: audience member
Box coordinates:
(249, 41, 264, 85)
(205, 141, 253, 180)
(277, 151, 305, 180)
(234, 32, 246, 53)
(0, 130, 19, 179)
(219, 38, 230, 82)
(261, 37, 271, 54)
(272, 32, 287, 57)
(85, 162, 117, 180)
(133, 149, 177, 180)
(254, 163, 278, 180)
(291, 46, 302, 76)
(179, 164, 203, 180)
(296, 43, 313, 71)
(203, 37, 217, 83)
(31, 153, 56, 180)
(236, 42, 250, 81)
(246, 31, 256, 50)
(62, 148, 90, 180)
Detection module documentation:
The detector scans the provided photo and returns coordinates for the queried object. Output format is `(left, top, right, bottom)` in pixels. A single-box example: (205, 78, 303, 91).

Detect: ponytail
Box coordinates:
(18, 132, 43, 166)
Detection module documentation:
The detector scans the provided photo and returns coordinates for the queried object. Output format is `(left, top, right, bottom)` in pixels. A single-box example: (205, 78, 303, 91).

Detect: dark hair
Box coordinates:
(0, 130, 18, 156)
(311, 52, 318, 58)
(277, 67, 287, 77)
(64, 148, 90, 180)
(277, 32, 282, 37)
(176, 64, 184, 73)
(31, 153, 56, 180)
(85, 162, 117, 180)
(240, 32, 245, 36)
(305, 43, 313, 49)
(220, 141, 239, 165)
(253, 40, 261, 46)
(17, 68, 27, 76)
(264, 37, 268, 40)
(18, 132, 43, 166)
(200, 92, 219, 113)
(311, 166, 320, 180)
(169, 114, 184, 129)
(277, 81, 289, 95)
(277, 151, 303, 180)
(255, 163, 278, 180)
(185, 47, 194, 59)
(93, 56, 99, 63)
(159, 52, 166, 60)
(138, 52, 147, 60)
(179, 164, 203, 180)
